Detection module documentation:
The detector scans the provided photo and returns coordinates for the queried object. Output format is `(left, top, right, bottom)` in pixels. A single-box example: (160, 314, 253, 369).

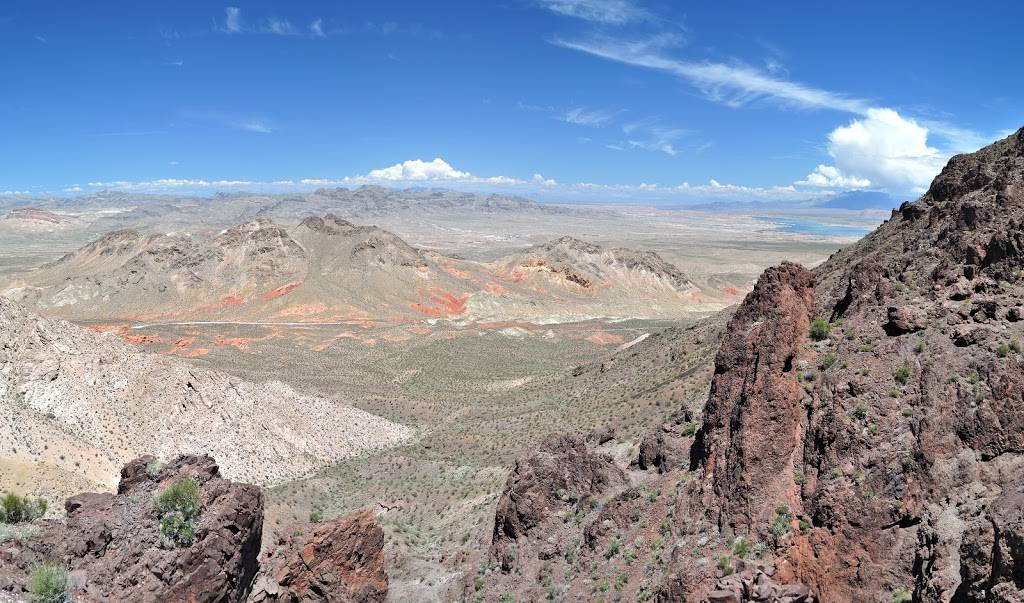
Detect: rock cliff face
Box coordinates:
(473, 128, 1024, 602)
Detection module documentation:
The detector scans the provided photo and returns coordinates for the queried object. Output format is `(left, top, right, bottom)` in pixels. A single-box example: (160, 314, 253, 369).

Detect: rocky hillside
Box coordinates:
(0, 297, 412, 493)
(1, 215, 724, 324)
(0, 455, 389, 603)
(467, 128, 1024, 602)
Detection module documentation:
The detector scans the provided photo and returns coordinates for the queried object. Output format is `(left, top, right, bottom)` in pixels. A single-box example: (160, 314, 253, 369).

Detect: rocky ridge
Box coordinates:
(469, 128, 1024, 601)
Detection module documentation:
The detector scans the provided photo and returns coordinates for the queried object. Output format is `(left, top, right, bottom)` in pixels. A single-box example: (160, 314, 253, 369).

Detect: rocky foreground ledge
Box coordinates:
(0, 455, 387, 603)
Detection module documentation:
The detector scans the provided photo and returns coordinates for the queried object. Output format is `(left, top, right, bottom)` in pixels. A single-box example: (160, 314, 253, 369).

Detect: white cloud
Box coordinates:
(224, 7, 242, 33)
(63, 185, 83, 193)
(309, 19, 325, 37)
(238, 121, 272, 134)
(266, 18, 298, 36)
(367, 158, 472, 181)
(533, 173, 558, 186)
(798, 165, 871, 188)
(537, 0, 651, 24)
(553, 34, 870, 114)
(560, 107, 615, 127)
(801, 108, 945, 192)
(1, 190, 31, 196)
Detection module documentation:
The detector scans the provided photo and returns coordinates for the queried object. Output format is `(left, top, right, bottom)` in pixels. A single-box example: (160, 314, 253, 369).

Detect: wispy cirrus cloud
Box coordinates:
(536, 0, 653, 25)
(219, 7, 327, 38)
(553, 33, 871, 114)
(223, 6, 243, 33)
(559, 107, 616, 127)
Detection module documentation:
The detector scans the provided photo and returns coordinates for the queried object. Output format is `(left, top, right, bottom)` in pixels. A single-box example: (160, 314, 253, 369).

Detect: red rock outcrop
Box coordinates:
(249, 509, 387, 603)
(0, 455, 263, 602)
(490, 432, 628, 571)
(694, 261, 816, 533)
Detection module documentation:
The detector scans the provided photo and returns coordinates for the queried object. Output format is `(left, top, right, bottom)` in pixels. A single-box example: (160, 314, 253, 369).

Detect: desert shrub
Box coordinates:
(1011, 340, 1022, 353)
(680, 421, 701, 436)
(809, 319, 831, 341)
(997, 343, 1010, 358)
(820, 352, 838, 370)
(153, 478, 201, 548)
(28, 563, 68, 603)
(145, 459, 164, 478)
(717, 555, 734, 576)
(851, 403, 868, 420)
(0, 523, 42, 543)
(891, 588, 912, 603)
(894, 366, 911, 386)
(309, 509, 323, 523)
(1, 493, 47, 524)
(731, 536, 749, 557)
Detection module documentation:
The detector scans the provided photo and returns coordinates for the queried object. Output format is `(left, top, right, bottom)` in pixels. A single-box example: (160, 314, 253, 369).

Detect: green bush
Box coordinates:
(819, 352, 838, 370)
(28, 563, 67, 603)
(680, 421, 701, 436)
(894, 366, 911, 386)
(153, 478, 201, 548)
(1, 493, 47, 524)
(997, 343, 1010, 358)
(309, 509, 323, 523)
(809, 319, 831, 341)
(891, 588, 912, 603)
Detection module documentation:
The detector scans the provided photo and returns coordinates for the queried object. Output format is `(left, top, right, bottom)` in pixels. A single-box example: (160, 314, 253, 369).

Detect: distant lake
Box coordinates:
(756, 217, 871, 238)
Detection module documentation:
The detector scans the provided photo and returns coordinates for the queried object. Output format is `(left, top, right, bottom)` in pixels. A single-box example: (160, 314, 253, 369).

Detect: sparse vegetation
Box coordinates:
(894, 366, 911, 385)
(851, 403, 868, 420)
(28, 563, 68, 603)
(891, 587, 912, 603)
(145, 459, 164, 478)
(820, 352, 838, 370)
(152, 478, 201, 548)
(809, 319, 831, 341)
(0, 493, 47, 524)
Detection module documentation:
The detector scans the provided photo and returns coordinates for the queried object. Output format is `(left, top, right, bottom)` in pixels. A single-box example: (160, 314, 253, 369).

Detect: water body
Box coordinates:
(756, 217, 871, 238)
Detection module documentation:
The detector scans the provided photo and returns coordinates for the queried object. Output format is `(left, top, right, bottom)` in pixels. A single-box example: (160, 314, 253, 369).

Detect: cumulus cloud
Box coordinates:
(367, 158, 472, 181)
(798, 165, 871, 188)
(800, 108, 945, 192)
(537, 0, 651, 24)
(533, 173, 558, 186)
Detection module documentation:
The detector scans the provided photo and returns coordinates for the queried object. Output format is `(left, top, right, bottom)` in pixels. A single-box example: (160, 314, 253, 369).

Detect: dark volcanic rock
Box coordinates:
(0, 455, 263, 603)
(694, 262, 816, 532)
(249, 509, 387, 603)
(490, 433, 627, 571)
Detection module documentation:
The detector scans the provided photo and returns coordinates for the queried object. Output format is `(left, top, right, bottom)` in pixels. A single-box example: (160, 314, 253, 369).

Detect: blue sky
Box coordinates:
(1, 0, 1021, 203)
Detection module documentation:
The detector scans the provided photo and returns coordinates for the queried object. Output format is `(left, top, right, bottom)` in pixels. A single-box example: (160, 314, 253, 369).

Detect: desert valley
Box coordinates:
(3, 2, 1022, 602)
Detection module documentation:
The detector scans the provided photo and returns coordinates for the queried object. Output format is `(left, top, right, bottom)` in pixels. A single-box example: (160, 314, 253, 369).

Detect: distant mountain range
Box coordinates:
(0, 214, 731, 324)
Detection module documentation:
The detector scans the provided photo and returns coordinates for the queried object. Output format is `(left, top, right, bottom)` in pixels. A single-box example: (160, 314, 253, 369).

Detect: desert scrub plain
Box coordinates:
(141, 314, 728, 596)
